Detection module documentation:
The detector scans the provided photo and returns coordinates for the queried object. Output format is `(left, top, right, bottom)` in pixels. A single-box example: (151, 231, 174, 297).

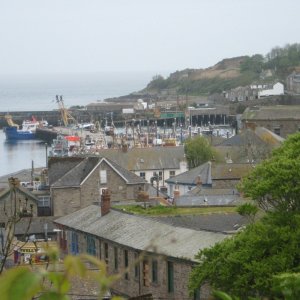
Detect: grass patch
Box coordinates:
(113, 205, 237, 216)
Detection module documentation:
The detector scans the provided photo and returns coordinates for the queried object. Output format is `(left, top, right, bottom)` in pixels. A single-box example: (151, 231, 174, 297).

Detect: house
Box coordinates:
(165, 161, 253, 198)
(215, 127, 284, 163)
(0, 178, 38, 223)
(96, 146, 188, 188)
(286, 72, 300, 94)
(54, 190, 228, 299)
(241, 105, 300, 138)
(49, 156, 147, 217)
(258, 82, 284, 98)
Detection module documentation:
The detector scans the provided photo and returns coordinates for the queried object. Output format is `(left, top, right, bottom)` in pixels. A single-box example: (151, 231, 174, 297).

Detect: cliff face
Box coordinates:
(169, 56, 247, 81)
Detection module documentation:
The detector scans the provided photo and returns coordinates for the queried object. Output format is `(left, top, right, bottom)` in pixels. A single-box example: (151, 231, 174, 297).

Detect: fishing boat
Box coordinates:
(50, 134, 81, 157)
(3, 115, 45, 140)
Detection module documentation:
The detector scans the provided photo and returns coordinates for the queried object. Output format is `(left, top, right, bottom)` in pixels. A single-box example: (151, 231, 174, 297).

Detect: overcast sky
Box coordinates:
(0, 0, 299, 75)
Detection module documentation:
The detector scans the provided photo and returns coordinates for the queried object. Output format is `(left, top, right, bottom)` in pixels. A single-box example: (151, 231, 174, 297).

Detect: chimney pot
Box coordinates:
(101, 189, 111, 216)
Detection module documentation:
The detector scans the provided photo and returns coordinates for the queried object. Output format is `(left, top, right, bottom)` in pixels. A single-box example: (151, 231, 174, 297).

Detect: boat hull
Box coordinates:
(3, 127, 36, 140)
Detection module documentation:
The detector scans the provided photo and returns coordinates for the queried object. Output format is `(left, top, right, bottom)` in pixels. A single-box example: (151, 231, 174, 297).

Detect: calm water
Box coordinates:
(0, 71, 156, 176)
(0, 71, 156, 112)
(0, 130, 47, 177)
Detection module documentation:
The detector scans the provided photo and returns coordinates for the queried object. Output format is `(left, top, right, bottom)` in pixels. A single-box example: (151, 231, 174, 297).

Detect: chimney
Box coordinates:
(101, 189, 111, 216)
(196, 175, 202, 186)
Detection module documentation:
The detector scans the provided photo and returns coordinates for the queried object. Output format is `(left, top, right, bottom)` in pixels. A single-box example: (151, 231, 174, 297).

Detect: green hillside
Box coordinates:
(144, 43, 300, 96)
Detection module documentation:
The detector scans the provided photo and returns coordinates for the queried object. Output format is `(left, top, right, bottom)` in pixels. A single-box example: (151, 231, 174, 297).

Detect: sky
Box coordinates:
(0, 0, 299, 76)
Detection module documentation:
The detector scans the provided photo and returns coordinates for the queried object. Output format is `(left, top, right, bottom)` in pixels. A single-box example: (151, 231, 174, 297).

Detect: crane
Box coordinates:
(55, 95, 76, 127)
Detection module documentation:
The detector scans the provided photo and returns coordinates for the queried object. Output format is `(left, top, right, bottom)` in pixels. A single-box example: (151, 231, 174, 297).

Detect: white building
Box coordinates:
(258, 82, 284, 98)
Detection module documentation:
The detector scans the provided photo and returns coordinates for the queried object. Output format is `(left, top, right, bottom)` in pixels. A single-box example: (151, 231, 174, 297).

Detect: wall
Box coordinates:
(51, 187, 81, 216)
(0, 191, 38, 223)
(62, 228, 200, 300)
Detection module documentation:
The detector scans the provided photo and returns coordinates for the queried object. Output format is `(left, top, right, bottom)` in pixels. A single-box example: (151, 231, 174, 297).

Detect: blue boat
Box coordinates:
(2, 114, 46, 140)
(3, 126, 36, 140)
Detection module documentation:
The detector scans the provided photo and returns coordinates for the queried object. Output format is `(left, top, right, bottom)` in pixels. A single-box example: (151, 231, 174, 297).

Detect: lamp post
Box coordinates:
(180, 124, 183, 144)
(45, 143, 48, 168)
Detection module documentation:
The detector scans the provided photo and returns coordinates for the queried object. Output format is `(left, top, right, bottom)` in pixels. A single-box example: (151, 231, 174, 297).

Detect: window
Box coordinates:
(124, 250, 129, 280)
(134, 252, 140, 280)
(114, 247, 118, 271)
(169, 170, 175, 177)
(71, 231, 79, 255)
(104, 243, 109, 264)
(274, 127, 281, 136)
(86, 235, 96, 256)
(152, 259, 158, 284)
(37, 196, 51, 216)
(139, 172, 146, 179)
(158, 171, 162, 180)
(100, 170, 107, 184)
(167, 261, 174, 293)
(143, 259, 150, 287)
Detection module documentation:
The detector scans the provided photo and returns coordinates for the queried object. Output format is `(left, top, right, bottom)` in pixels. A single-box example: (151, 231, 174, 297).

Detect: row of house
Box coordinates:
(225, 82, 284, 102)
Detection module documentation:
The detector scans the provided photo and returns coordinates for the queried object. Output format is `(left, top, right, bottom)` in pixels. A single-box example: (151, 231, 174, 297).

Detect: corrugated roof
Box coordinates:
(55, 205, 227, 261)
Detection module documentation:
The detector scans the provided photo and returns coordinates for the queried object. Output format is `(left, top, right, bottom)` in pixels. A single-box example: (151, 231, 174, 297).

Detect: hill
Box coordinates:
(143, 43, 300, 96)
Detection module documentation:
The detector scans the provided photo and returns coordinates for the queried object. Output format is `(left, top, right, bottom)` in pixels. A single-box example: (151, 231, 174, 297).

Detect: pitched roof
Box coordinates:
(51, 157, 146, 188)
(150, 214, 248, 233)
(166, 162, 253, 185)
(55, 205, 227, 262)
(241, 105, 300, 121)
(0, 185, 38, 202)
(95, 146, 185, 171)
(52, 157, 99, 187)
(165, 162, 212, 185)
(103, 158, 146, 185)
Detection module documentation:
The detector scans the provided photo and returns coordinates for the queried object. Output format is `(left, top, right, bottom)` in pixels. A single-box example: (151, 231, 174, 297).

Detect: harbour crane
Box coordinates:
(55, 95, 77, 127)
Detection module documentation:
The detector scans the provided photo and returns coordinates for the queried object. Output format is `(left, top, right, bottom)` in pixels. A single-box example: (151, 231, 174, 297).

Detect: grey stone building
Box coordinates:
(49, 156, 146, 216)
(241, 105, 300, 138)
(165, 161, 254, 199)
(54, 191, 227, 299)
(286, 72, 300, 94)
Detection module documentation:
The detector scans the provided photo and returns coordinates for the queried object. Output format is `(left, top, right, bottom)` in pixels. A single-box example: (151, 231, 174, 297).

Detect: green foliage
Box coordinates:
(189, 213, 300, 299)
(114, 205, 236, 216)
(239, 132, 300, 213)
(272, 272, 300, 300)
(0, 247, 121, 300)
(184, 136, 217, 169)
(236, 203, 258, 223)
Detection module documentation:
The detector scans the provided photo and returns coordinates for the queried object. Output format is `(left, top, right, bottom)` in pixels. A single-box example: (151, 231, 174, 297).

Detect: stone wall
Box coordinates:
(63, 228, 200, 300)
(0, 191, 38, 223)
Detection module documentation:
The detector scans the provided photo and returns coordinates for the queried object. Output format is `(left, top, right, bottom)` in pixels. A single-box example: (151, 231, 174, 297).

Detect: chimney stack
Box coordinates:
(101, 189, 111, 216)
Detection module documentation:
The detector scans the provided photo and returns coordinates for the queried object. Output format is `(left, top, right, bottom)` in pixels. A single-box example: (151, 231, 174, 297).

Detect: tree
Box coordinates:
(189, 213, 300, 299)
(239, 132, 300, 213)
(0, 247, 121, 300)
(184, 136, 217, 169)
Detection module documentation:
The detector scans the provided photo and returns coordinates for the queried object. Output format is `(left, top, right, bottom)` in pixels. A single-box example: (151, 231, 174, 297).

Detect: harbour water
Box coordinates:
(0, 71, 156, 177)
(0, 130, 47, 177)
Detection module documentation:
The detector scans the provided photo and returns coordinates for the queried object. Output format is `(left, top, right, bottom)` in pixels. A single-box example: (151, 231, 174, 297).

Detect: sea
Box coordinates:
(0, 71, 158, 177)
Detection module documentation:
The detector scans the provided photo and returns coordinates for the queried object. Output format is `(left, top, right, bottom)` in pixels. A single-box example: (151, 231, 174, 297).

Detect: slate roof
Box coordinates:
(51, 157, 146, 188)
(150, 213, 248, 233)
(165, 162, 212, 185)
(52, 157, 99, 187)
(217, 129, 264, 147)
(15, 216, 58, 235)
(0, 185, 38, 202)
(104, 158, 147, 185)
(241, 105, 300, 121)
(95, 146, 185, 171)
(55, 205, 227, 262)
(166, 162, 253, 185)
